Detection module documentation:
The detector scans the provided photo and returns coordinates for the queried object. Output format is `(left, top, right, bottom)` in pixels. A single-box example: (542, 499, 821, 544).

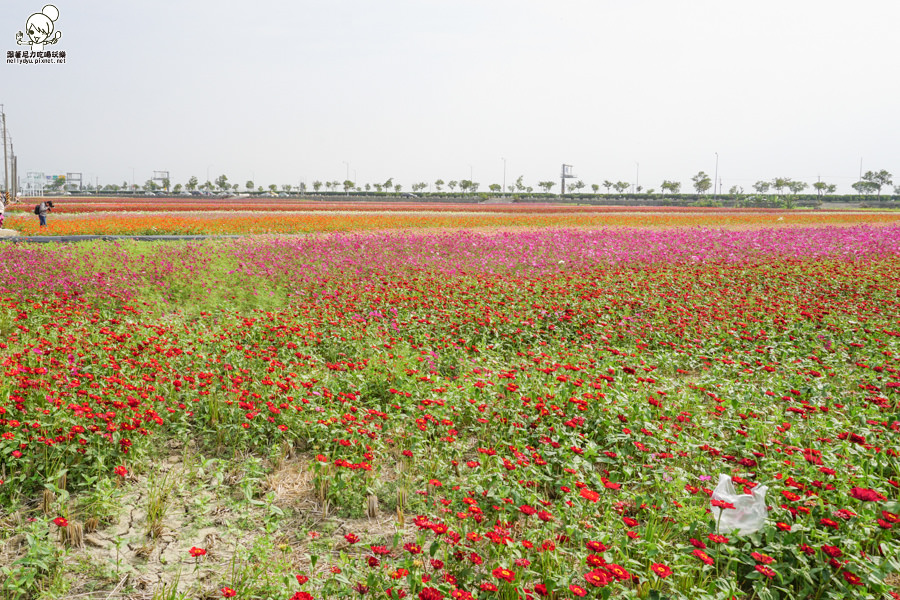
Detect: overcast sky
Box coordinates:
(2, 1, 899, 193)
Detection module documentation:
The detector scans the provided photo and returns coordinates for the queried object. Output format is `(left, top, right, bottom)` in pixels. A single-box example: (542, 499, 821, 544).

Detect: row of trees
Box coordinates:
(61, 170, 897, 197)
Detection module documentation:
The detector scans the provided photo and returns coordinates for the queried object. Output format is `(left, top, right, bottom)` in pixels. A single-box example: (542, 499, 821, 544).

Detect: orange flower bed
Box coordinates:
(4, 208, 900, 236)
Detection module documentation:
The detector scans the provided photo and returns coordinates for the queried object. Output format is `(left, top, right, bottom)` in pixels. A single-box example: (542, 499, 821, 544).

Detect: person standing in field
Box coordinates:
(38, 200, 53, 227)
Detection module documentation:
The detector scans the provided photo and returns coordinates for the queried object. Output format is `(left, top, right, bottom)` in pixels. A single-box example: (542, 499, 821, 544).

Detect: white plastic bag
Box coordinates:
(710, 474, 768, 535)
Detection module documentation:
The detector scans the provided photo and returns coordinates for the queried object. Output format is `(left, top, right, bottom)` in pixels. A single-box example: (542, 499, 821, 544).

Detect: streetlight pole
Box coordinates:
(635, 162, 639, 194)
(502, 157, 506, 197)
(713, 152, 719, 201)
(343, 161, 350, 196)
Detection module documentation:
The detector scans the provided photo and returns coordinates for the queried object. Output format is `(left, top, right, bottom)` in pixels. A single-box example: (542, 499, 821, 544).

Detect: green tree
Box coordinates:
(268, 184, 278, 193)
(173, 183, 183, 193)
(161, 178, 170, 191)
(412, 182, 428, 194)
(692, 171, 712, 194)
(434, 179, 444, 192)
(383, 178, 394, 193)
(313, 181, 323, 192)
(602, 180, 613, 193)
(852, 180, 878, 196)
(215, 174, 229, 191)
(47, 176, 66, 191)
(771, 177, 793, 196)
(186, 176, 198, 191)
(342, 180, 354, 193)
(283, 184, 293, 192)
(862, 170, 893, 195)
(728, 185, 743, 195)
(752, 180, 770, 194)
(591, 184, 600, 193)
(571, 180, 585, 194)
(786, 181, 808, 195)
(373, 183, 383, 193)
(538, 181, 555, 193)
(661, 180, 681, 194)
(245, 180, 255, 191)
(459, 180, 472, 194)
(448, 180, 458, 193)
(613, 181, 630, 194)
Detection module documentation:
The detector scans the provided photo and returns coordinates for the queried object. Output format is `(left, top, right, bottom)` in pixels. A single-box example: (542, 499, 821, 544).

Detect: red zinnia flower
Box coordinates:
(623, 517, 639, 527)
(479, 582, 498, 592)
(419, 587, 444, 600)
(586, 553, 606, 567)
(755, 565, 776, 579)
(605, 563, 630, 581)
(584, 569, 611, 587)
(751, 552, 775, 564)
(189, 547, 207, 557)
(52, 517, 68, 527)
(344, 533, 359, 544)
(708, 534, 729, 544)
(569, 583, 588, 597)
(404, 542, 422, 554)
(585, 540, 608, 553)
(221, 588, 236, 598)
(820, 518, 840, 530)
(849, 487, 886, 502)
(842, 571, 864, 586)
(822, 545, 842, 558)
(492, 567, 515, 583)
(651, 563, 672, 578)
(580, 488, 600, 502)
(693, 549, 714, 565)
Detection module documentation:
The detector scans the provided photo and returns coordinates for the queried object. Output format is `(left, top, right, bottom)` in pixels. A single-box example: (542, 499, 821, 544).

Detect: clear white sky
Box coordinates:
(2, 0, 899, 193)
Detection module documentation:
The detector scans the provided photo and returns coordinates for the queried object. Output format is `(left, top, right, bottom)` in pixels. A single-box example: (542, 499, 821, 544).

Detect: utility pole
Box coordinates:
(10, 142, 16, 204)
(713, 152, 719, 201)
(1, 106, 8, 204)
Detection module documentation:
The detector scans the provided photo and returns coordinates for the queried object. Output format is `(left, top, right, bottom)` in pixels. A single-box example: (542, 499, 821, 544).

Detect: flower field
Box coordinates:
(3, 200, 900, 235)
(0, 224, 899, 599)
